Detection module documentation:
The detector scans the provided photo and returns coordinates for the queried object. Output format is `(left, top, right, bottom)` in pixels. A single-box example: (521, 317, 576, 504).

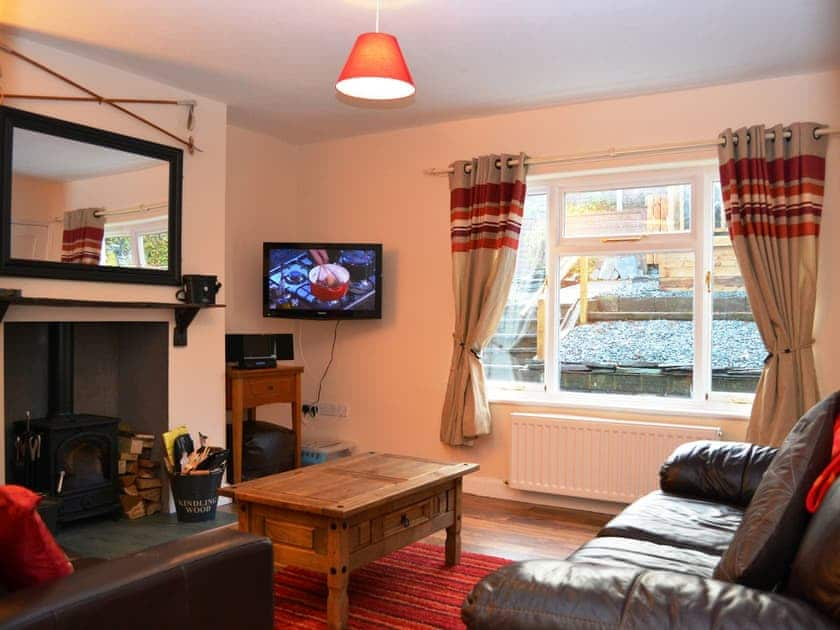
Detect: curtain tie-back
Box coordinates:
(452, 334, 481, 360)
(764, 341, 815, 365)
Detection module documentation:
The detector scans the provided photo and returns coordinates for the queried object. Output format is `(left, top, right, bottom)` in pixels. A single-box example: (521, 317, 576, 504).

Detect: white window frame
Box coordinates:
(100, 216, 168, 269)
(490, 159, 754, 416)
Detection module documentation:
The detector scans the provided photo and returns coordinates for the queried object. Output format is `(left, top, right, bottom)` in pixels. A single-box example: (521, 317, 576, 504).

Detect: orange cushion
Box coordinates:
(0, 485, 73, 591)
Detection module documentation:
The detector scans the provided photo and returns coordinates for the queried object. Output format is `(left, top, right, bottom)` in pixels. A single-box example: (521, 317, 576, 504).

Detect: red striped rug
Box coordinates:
(274, 542, 510, 629)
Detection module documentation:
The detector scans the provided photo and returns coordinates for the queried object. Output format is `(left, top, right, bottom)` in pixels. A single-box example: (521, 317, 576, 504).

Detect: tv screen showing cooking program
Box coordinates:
(263, 243, 382, 319)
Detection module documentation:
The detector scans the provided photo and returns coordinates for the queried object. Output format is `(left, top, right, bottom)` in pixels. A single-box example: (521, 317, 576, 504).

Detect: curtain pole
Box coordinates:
(424, 127, 840, 175)
(92, 202, 168, 219)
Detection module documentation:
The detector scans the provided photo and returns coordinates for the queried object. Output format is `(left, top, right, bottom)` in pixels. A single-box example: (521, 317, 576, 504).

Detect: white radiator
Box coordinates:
(509, 413, 721, 503)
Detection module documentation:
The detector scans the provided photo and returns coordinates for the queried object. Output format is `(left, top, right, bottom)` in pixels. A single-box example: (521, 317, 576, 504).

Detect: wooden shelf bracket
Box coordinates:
(173, 306, 200, 347)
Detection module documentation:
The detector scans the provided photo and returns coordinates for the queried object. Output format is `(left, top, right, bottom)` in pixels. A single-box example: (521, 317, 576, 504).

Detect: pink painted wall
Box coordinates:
(225, 125, 299, 335)
(0, 36, 228, 484)
(223, 125, 301, 425)
(10, 173, 67, 223)
(272, 69, 839, 508)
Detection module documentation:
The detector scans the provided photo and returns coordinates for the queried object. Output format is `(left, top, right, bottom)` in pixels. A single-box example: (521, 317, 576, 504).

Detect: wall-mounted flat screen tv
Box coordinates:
(263, 243, 382, 320)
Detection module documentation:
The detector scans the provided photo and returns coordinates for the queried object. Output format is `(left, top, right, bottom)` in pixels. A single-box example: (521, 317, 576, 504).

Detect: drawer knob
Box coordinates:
(400, 514, 410, 528)
(267, 385, 275, 391)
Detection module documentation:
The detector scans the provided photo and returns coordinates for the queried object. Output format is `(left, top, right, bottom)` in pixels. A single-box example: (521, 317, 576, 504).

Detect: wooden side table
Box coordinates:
(225, 365, 304, 483)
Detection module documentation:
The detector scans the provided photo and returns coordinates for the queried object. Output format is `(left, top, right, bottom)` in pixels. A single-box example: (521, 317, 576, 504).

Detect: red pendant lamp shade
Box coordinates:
(336, 32, 415, 100)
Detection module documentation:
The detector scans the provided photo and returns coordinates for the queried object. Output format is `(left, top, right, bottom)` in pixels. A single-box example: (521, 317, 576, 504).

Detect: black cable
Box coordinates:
(314, 320, 340, 406)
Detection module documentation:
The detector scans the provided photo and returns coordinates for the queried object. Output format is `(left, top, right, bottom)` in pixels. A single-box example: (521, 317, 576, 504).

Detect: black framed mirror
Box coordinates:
(0, 105, 183, 285)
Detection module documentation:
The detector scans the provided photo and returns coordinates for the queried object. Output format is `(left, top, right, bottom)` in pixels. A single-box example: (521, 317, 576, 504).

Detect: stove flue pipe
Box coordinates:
(47, 323, 74, 417)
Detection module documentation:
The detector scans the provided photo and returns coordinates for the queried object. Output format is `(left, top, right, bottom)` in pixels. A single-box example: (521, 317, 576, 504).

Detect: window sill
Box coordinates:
(487, 389, 751, 421)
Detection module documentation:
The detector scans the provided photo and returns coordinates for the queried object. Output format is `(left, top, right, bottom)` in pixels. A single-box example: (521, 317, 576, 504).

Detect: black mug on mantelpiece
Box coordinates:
(176, 274, 222, 304)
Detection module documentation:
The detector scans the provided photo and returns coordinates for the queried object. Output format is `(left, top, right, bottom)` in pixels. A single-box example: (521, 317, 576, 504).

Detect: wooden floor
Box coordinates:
(422, 494, 611, 561)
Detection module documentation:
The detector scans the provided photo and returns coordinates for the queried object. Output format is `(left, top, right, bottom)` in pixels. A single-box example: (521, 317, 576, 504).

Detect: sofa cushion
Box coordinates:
(598, 491, 743, 555)
(568, 536, 719, 578)
(786, 480, 840, 621)
(714, 391, 840, 590)
(461, 560, 837, 630)
(660, 440, 778, 507)
(0, 485, 73, 592)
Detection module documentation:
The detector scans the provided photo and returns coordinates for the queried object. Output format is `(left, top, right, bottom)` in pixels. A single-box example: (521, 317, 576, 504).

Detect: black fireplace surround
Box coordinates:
(12, 323, 120, 523)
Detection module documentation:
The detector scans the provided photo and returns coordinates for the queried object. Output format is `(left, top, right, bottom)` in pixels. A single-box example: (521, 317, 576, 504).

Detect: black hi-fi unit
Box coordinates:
(225, 334, 294, 369)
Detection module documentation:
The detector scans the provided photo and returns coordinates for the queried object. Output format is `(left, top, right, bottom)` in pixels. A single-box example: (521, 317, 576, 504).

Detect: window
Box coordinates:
(486, 163, 764, 407)
(100, 217, 168, 269)
(564, 184, 691, 237)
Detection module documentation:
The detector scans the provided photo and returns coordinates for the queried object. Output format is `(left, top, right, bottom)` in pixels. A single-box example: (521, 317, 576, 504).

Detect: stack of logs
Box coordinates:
(118, 428, 163, 519)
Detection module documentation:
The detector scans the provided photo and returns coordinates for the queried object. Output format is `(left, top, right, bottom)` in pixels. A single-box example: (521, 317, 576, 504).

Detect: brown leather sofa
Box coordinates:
(0, 528, 274, 630)
(463, 392, 840, 629)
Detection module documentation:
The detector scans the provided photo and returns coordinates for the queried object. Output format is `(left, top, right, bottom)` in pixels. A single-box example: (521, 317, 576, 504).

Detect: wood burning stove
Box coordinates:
(12, 323, 120, 523)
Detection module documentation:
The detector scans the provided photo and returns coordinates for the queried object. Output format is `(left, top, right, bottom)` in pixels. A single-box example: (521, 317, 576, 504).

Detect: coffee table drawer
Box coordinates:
(374, 490, 449, 542)
(348, 489, 451, 553)
(244, 377, 293, 406)
(382, 497, 434, 537)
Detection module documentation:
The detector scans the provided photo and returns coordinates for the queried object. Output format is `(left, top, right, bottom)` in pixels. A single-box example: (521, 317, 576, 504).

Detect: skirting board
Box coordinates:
(463, 475, 627, 516)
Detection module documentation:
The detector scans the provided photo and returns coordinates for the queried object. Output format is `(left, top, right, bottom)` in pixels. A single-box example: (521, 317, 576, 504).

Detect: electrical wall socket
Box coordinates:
(303, 402, 349, 418)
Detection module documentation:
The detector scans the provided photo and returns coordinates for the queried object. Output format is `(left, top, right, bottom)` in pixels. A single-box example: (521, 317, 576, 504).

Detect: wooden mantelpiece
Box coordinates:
(0, 295, 224, 347)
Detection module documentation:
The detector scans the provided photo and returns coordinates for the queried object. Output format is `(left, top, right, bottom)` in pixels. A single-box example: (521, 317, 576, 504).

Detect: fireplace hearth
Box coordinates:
(12, 323, 120, 523)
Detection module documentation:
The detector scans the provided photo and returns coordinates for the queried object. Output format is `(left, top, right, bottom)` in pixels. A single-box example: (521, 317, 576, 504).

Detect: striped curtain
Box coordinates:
(718, 123, 828, 446)
(440, 153, 527, 446)
(61, 208, 105, 264)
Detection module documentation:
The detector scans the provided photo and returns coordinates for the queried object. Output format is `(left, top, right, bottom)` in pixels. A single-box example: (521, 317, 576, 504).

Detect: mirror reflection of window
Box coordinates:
(9, 128, 170, 270)
(100, 213, 169, 269)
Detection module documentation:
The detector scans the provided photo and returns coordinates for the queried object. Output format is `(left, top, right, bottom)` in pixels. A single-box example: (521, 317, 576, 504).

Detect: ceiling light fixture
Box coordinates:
(335, 0, 415, 101)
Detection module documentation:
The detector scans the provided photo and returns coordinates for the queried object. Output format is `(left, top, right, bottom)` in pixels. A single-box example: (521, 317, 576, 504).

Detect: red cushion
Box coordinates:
(806, 412, 840, 513)
(0, 485, 73, 591)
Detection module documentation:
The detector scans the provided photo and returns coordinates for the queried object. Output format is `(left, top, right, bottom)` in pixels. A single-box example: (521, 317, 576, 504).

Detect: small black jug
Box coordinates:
(176, 274, 222, 304)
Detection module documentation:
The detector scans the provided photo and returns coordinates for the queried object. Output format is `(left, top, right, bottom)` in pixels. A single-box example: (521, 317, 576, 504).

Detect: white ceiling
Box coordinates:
(13, 128, 163, 180)
(1, 0, 839, 145)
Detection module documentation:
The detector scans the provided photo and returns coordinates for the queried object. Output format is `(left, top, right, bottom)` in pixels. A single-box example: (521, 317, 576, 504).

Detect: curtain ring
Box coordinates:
(494, 159, 501, 170)
(719, 135, 727, 148)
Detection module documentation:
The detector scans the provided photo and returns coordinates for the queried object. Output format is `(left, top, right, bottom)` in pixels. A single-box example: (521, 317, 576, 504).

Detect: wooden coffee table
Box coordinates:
(219, 452, 479, 629)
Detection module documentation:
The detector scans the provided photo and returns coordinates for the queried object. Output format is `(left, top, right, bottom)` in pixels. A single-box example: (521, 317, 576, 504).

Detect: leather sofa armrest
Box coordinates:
(461, 560, 833, 630)
(0, 528, 274, 630)
(659, 440, 777, 507)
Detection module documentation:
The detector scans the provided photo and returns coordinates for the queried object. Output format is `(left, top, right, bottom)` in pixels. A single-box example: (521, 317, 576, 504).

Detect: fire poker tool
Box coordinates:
(17, 411, 40, 487)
